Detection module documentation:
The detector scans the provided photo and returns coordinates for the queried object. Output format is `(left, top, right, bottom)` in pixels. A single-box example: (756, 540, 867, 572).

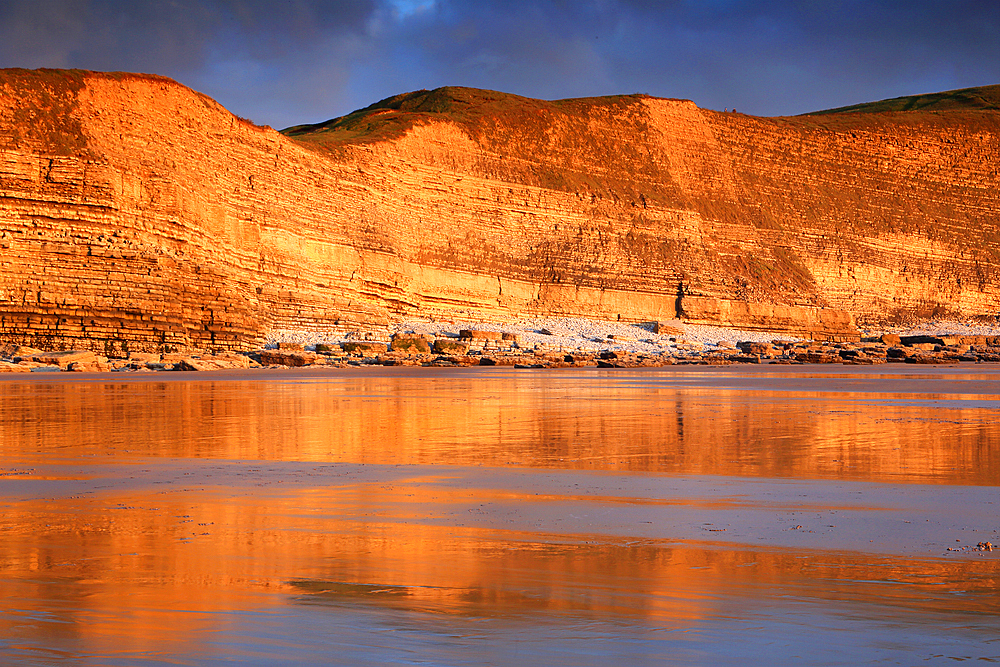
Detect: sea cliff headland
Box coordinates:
(1, 69, 998, 356)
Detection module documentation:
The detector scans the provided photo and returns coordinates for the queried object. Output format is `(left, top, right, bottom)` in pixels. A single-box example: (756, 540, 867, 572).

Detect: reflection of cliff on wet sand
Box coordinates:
(1, 503, 997, 664)
(2, 367, 999, 664)
(287, 528, 1000, 621)
(1, 368, 999, 483)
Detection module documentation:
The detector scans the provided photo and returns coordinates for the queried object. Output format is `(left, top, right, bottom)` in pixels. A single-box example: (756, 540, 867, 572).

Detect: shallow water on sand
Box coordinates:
(0, 366, 997, 665)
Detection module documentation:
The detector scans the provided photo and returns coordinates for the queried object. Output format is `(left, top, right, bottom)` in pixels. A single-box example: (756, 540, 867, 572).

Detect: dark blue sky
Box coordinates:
(1, 0, 997, 129)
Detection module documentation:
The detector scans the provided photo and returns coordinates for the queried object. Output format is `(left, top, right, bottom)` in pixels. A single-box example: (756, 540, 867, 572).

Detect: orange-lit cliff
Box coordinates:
(1, 69, 998, 351)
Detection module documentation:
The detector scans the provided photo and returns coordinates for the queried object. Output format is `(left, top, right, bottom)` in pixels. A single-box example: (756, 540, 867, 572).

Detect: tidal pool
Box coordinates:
(0, 366, 997, 665)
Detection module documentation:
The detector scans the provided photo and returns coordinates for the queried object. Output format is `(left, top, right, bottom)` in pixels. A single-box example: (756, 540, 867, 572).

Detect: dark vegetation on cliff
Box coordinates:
(285, 83, 1000, 147)
(0, 68, 90, 155)
(282, 86, 649, 145)
(808, 84, 1000, 115)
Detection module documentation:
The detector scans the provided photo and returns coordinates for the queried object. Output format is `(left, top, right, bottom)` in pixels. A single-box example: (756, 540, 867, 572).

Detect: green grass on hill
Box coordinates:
(286, 83, 1000, 152)
(806, 84, 1000, 115)
(281, 86, 648, 148)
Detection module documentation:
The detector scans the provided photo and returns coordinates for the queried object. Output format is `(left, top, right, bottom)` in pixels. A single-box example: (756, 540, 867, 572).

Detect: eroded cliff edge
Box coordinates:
(1, 69, 998, 352)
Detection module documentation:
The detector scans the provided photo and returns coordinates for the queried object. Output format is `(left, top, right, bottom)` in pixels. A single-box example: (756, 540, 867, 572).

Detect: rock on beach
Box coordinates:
(5, 318, 1000, 373)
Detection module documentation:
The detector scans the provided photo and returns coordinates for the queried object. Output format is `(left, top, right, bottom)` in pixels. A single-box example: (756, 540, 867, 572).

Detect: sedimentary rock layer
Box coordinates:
(1, 69, 997, 352)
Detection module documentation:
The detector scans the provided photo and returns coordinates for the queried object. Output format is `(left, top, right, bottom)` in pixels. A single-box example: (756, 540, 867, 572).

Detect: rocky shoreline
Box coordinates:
(3, 319, 1000, 373)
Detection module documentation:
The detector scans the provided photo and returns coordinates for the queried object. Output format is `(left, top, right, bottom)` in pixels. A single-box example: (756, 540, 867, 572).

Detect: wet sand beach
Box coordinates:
(1, 366, 998, 665)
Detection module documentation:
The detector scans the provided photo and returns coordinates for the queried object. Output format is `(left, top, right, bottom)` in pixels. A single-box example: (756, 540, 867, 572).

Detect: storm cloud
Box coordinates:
(1, 0, 997, 128)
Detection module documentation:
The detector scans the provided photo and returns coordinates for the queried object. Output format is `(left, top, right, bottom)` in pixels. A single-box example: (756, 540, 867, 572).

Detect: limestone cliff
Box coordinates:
(0, 69, 997, 352)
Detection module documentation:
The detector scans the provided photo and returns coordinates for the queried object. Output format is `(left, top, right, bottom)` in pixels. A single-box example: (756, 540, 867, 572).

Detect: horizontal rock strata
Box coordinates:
(1, 71, 998, 351)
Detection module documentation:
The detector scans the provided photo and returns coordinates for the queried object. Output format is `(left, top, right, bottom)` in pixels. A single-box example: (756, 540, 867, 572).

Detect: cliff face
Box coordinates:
(0, 69, 997, 352)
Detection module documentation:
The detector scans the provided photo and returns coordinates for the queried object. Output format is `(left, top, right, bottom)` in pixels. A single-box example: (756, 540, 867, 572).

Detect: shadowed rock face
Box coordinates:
(0, 69, 997, 352)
